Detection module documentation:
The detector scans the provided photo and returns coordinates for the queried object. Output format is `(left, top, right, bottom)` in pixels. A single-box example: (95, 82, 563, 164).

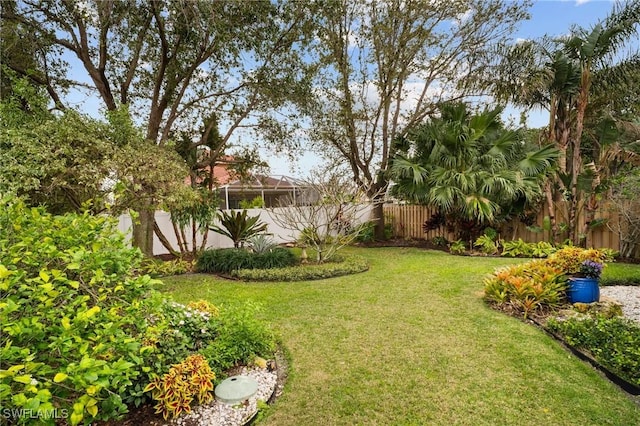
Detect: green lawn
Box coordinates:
(162, 248, 640, 425)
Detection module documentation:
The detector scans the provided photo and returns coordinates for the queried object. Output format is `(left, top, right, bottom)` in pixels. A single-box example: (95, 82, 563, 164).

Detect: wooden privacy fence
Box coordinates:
(383, 202, 625, 253)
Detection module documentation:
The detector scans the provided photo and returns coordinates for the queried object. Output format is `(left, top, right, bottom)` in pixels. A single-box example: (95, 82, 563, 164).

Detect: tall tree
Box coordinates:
(492, 0, 640, 245)
(4, 0, 314, 255)
(302, 0, 530, 239)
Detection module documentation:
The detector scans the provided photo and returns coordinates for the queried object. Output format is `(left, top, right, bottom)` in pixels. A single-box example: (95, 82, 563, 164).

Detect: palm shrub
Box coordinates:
(390, 102, 558, 241)
(209, 209, 268, 248)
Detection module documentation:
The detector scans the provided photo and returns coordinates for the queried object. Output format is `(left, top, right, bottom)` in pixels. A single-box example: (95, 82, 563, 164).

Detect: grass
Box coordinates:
(162, 247, 640, 425)
(601, 261, 640, 286)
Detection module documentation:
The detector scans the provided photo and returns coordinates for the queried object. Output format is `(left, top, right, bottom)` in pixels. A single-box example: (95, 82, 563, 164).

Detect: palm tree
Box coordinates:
(491, 0, 640, 244)
(390, 103, 558, 240)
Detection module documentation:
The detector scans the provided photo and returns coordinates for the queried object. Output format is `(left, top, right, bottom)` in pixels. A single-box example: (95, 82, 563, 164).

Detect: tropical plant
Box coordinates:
(248, 234, 279, 254)
(484, 260, 567, 318)
(492, 1, 640, 244)
(501, 239, 534, 257)
(449, 240, 466, 255)
(144, 354, 215, 420)
(391, 102, 558, 240)
(546, 246, 611, 276)
(209, 210, 268, 248)
(474, 235, 499, 255)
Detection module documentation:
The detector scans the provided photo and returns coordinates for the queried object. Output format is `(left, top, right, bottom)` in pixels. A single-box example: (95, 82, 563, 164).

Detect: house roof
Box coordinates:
(184, 155, 238, 186)
(221, 174, 306, 191)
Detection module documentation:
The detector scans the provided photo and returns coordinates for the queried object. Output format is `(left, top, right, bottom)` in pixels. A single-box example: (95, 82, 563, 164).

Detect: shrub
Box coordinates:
(144, 354, 215, 420)
(531, 241, 555, 258)
(253, 248, 297, 269)
(354, 221, 376, 243)
(196, 248, 296, 274)
(484, 260, 567, 318)
(248, 234, 278, 254)
(449, 240, 466, 255)
(197, 248, 254, 273)
(0, 197, 156, 424)
(137, 257, 193, 277)
(232, 255, 369, 281)
(501, 239, 534, 257)
(474, 234, 499, 255)
(201, 302, 276, 372)
(546, 246, 611, 276)
(0, 197, 276, 424)
(431, 236, 449, 247)
(546, 315, 640, 386)
(187, 300, 220, 317)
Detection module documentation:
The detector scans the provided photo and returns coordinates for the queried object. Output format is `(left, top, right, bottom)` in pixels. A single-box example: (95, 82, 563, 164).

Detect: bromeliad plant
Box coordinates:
(209, 209, 268, 248)
(484, 260, 567, 318)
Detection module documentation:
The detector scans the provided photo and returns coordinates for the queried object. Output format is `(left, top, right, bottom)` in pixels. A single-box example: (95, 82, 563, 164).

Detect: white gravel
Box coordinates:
(600, 285, 640, 324)
(165, 366, 278, 426)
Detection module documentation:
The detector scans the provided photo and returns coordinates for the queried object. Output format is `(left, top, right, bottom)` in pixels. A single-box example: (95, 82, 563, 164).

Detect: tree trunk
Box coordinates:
(372, 201, 386, 241)
(132, 209, 155, 257)
(544, 181, 558, 244)
(154, 220, 180, 257)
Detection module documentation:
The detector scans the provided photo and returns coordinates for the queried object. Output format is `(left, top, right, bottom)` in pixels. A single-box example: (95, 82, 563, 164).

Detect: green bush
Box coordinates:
(197, 248, 254, 273)
(232, 255, 369, 281)
(196, 248, 296, 274)
(201, 302, 275, 372)
(136, 258, 193, 277)
(449, 240, 466, 255)
(253, 248, 297, 269)
(0, 196, 276, 424)
(354, 221, 376, 243)
(248, 235, 278, 254)
(0, 197, 157, 424)
(546, 315, 640, 386)
(474, 234, 499, 255)
(501, 239, 534, 257)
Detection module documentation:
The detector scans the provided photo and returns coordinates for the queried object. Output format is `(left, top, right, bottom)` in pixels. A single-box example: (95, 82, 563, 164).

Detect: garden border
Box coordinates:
(531, 318, 640, 399)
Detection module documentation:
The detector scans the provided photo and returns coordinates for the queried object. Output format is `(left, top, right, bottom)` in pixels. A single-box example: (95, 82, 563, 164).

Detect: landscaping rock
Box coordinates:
(600, 286, 640, 324)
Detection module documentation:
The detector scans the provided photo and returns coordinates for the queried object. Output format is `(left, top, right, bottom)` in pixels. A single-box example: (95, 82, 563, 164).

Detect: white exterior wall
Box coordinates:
(117, 204, 373, 255)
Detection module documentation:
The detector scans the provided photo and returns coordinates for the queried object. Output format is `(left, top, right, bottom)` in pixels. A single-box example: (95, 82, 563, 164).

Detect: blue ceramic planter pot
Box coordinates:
(567, 277, 600, 303)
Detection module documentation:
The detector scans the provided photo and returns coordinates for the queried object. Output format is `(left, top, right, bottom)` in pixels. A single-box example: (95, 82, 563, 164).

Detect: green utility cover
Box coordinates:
(214, 375, 259, 404)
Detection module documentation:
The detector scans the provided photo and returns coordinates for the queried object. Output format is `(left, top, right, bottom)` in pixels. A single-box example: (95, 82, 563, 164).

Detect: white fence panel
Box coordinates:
(117, 204, 373, 256)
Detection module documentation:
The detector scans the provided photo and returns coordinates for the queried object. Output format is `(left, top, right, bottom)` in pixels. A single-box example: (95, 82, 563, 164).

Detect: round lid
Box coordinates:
(214, 375, 259, 404)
